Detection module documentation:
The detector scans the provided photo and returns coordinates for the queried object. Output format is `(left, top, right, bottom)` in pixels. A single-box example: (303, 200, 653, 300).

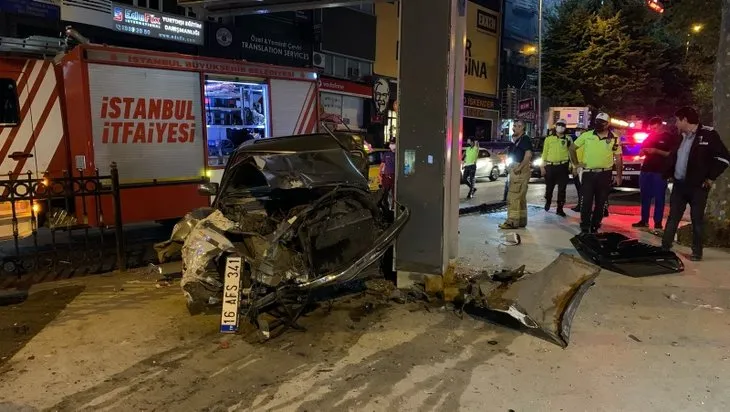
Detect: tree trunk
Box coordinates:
(678, 0, 730, 247)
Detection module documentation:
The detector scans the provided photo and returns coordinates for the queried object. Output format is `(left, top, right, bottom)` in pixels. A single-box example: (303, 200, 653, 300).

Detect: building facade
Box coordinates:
(499, 0, 539, 138)
(373, 0, 503, 145)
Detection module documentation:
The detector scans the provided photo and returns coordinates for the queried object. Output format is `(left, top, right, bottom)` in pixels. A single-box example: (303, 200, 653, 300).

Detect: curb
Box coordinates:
(459, 201, 508, 215)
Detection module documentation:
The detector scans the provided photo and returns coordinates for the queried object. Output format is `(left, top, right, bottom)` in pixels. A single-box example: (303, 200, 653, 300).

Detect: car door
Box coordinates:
(476, 148, 491, 177)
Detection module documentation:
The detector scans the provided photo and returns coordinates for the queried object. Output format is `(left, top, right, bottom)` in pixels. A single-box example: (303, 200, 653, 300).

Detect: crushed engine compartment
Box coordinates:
(155, 185, 407, 336)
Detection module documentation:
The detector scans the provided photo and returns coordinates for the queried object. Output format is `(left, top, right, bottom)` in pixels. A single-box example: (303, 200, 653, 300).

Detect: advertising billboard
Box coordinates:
(110, 3, 204, 45)
(465, 2, 500, 96)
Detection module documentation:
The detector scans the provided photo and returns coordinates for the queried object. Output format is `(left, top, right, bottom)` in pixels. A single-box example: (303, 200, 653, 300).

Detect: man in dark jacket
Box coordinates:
(662, 107, 730, 261)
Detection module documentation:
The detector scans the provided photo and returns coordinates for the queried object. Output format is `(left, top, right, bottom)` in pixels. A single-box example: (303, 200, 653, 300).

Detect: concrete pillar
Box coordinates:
(395, 0, 465, 282)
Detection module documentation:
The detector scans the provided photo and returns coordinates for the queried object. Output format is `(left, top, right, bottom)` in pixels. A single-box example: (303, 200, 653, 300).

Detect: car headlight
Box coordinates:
(532, 158, 543, 167)
(505, 157, 513, 166)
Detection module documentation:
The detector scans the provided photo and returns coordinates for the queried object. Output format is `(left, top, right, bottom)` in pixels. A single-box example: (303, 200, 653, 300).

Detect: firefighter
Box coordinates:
(569, 112, 622, 234)
(541, 119, 571, 216)
(500, 120, 533, 229)
(462, 138, 479, 199)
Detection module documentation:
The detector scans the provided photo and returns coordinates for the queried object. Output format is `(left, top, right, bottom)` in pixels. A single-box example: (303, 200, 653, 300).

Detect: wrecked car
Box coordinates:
(156, 132, 409, 336)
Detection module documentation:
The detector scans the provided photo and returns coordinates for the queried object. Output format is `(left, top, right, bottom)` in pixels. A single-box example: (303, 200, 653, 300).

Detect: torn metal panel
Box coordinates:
(180, 210, 238, 310)
(464, 254, 601, 348)
(154, 207, 214, 263)
(571, 232, 684, 276)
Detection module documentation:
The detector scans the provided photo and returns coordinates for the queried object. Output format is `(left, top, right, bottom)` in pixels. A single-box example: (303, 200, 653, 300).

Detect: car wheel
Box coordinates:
(489, 167, 499, 181)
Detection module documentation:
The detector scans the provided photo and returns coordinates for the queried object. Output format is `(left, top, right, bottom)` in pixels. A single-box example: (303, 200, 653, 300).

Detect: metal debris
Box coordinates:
(461, 254, 601, 348)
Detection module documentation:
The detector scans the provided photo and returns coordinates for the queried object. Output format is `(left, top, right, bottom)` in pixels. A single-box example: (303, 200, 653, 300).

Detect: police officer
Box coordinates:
(500, 120, 533, 229)
(569, 112, 622, 234)
(541, 119, 571, 217)
(462, 138, 479, 199)
(570, 127, 586, 212)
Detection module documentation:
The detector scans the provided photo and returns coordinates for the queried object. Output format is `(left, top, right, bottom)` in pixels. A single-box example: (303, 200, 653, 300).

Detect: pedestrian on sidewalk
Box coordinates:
(380, 138, 397, 207)
(541, 119, 571, 217)
(462, 138, 479, 199)
(500, 120, 533, 229)
(632, 117, 674, 230)
(661, 107, 730, 261)
(569, 112, 622, 234)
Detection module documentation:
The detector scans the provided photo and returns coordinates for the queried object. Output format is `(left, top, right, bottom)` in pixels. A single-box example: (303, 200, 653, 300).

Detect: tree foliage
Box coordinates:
(542, 0, 691, 118)
(706, 0, 730, 224)
(663, 0, 721, 123)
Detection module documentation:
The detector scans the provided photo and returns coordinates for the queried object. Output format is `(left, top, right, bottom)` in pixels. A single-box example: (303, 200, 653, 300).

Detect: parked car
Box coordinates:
(366, 148, 391, 191)
(460, 147, 505, 182)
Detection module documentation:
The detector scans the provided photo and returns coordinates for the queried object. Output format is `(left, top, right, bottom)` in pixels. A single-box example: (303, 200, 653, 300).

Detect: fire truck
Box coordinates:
(0, 33, 320, 240)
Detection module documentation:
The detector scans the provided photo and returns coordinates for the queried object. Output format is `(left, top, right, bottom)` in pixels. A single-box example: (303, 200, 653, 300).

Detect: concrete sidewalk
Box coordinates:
(0, 209, 729, 411)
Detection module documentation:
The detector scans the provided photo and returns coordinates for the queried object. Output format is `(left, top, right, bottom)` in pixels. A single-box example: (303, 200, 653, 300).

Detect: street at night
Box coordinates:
(3, 0, 730, 411)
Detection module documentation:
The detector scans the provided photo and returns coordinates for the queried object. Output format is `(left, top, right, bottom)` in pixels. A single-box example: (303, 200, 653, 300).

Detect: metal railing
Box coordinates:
(0, 163, 125, 279)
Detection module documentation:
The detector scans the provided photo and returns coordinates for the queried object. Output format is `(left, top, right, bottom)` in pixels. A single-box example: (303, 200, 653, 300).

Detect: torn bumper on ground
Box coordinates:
(461, 254, 601, 348)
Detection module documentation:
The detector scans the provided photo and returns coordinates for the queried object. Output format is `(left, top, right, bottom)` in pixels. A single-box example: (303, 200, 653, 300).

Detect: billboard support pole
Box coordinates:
(537, 0, 543, 136)
(395, 0, 465, 283)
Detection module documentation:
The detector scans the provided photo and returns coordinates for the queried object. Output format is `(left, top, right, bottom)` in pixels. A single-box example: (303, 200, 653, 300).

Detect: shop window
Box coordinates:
(359, 61, 372, 77)
(324, 54, 334, 76)
(333, 55, 346, 78)
(348, 3, 374, 14)
(116, 0, 134, 5)
(385, 110, 398, 142)
(0, 79, 20, 127)
(341, 95, 364, 130)
(204, 78, 269, 167)
(344, 59, 359, 78)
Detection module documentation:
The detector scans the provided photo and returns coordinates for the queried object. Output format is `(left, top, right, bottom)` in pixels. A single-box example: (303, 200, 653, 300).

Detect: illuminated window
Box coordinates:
(0, 79, 20, 127)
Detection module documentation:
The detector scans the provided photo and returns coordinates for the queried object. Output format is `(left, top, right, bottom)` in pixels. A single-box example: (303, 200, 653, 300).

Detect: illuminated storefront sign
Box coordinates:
(111, 3, 204, 45)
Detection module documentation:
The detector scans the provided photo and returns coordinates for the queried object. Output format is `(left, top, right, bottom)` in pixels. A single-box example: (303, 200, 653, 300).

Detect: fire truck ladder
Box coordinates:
(0, 35, 66, 59)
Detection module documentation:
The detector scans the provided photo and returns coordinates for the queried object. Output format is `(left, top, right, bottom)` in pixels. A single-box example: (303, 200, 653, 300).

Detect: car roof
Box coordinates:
(235, 132, 365, 154)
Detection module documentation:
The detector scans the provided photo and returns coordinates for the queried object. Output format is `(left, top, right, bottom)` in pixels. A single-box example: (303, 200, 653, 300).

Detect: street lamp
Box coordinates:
(686, 23, 704, 55)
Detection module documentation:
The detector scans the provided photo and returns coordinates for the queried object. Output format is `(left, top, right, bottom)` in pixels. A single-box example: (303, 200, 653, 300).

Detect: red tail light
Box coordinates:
(633, 132, 649, 143)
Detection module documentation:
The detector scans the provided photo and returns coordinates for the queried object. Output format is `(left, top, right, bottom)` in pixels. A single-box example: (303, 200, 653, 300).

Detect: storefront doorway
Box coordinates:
(203, 78, 269, 167)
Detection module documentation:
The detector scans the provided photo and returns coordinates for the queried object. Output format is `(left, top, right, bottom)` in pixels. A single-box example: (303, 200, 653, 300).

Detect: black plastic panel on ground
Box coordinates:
(570, 232, 684, 277)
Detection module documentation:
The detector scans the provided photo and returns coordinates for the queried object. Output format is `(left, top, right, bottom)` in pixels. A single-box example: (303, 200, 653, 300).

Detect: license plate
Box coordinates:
(220, 256, 242, 333)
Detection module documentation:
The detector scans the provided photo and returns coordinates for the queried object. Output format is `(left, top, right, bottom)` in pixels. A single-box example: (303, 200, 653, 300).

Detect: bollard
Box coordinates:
(110, 162, 127, 271)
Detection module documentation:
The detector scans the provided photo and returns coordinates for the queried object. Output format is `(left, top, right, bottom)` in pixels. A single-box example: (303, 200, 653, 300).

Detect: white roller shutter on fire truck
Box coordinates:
(269, 79, 318, 137)
(87, 64, 205, 182)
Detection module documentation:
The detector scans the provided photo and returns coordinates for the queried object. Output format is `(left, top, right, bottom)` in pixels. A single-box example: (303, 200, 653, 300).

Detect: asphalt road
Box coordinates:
(459, 176, 643, 209)
(459, 176, 579, 208)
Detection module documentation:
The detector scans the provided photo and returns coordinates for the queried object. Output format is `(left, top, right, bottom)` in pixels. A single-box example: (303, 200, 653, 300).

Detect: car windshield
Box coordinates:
(218, 149, 368, 200)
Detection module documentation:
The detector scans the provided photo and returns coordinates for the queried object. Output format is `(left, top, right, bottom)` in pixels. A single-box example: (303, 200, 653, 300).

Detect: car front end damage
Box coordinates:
(156, 138, 409, 336)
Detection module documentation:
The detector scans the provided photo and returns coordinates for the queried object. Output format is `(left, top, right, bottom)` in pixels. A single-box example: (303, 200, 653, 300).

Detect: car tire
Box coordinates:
(489, 167, 499, 181)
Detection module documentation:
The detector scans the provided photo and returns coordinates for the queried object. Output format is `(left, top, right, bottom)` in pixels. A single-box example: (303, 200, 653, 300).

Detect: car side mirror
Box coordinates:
(198, 182, 219, 196)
